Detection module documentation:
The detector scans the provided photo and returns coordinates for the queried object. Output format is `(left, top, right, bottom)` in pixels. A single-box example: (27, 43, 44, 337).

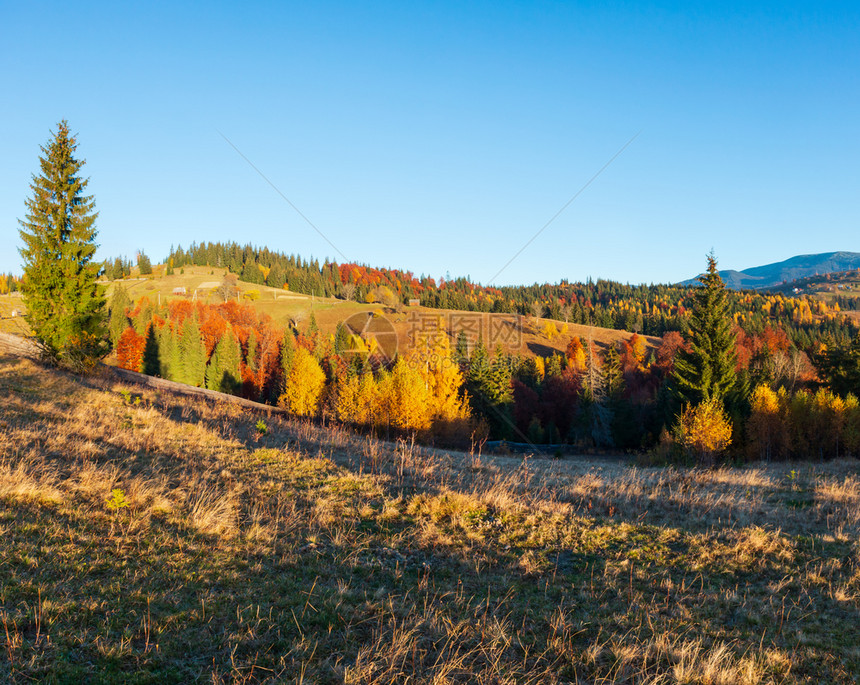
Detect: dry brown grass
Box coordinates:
(0, 351, 858, 683)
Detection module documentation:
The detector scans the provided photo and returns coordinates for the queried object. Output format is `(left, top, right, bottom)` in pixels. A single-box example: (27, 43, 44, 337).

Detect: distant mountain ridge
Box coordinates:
(680, 251, 860, 290)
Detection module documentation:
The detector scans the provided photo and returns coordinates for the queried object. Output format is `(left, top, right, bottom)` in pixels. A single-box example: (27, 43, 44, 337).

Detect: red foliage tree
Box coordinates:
(655, 331, 686, 375)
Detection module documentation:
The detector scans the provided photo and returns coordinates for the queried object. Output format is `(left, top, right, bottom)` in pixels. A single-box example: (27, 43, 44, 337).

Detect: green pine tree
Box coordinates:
(205, 326, 241, 394)
(334, 322, 351, 355)
(811, 332, 860, 397)
(672, 254, 737, 405)
(178, 317, 207, 387)
(280, 329, 297, 394)
(108, 285, 131, 347)
(18, 120, 106, 367)
(454, 330, 470, 366)
(157, 323, 177, 380)
(603, 343, 624, 398)
(142, 324, 161, 376)
(138, 253, 153, 275)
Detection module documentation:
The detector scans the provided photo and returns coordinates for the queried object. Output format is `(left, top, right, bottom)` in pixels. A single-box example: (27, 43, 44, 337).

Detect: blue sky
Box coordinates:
(1, 1, 858, 285)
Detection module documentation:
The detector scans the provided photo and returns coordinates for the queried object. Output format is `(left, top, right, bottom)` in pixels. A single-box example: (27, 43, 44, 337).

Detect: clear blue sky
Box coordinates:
(2, 1, 858, 286)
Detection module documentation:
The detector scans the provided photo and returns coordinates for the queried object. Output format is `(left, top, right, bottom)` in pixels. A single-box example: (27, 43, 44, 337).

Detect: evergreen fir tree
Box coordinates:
(108, 285, 131, 347)
(178, 317, 207, 386)
(581, 331, 613, 447)
(157, 324, 177, 380)
(266, 262, 285, 289)
(603, 343, 624, 397)
(334, 322, 351, 355)
(138, 253, 153, 275)
(672, 254, 737, 406)
(306, 313, 321, 358)
(142, 324, 161, 376)
(811, 332, 860, 397)
(205, 326, 241, 394)
(280, 329, 297, 394)
(454, 330, 470, 367)
(18, 120, 106, 366)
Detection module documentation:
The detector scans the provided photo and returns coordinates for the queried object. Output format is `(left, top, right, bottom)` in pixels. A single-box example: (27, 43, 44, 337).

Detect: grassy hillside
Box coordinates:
(115, 266, 659, 355)
(0, 266, 657, 358)
(1, 345, 858, 683)
(0, 292, 27, 336)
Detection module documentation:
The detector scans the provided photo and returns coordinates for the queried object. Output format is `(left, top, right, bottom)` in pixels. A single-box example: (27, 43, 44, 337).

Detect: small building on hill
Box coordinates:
(172, 287, 187, 296)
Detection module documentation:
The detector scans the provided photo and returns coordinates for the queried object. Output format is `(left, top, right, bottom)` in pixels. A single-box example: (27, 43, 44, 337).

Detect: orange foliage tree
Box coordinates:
(115, 326, 145, 372)
(565, 336, 586, 372)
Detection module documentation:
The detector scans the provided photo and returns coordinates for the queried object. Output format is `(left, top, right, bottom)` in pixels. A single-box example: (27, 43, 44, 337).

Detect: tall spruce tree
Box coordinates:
(280, 329, 297, 394)
(672, 254, 737, 405)
(142, 324, 161, 376)
(205, 326, 241, 394)
(18, 121, 106, 366)
(108, 285, 131, 347)
(178, 317, 207, 387)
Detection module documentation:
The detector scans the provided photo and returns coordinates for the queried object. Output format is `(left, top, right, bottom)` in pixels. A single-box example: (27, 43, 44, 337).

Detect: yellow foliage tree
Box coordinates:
(676, 398, 733, 464)
(378, 358, 433, 432)
(534, 355, 546, 381)
(279, 346, 326, 416)
(542, 321, 559, 340)
(747, 385, 786, 461)
(335, 372, 381, 426)
(335, 373, 362, 424)
(408, 332, 470, 425)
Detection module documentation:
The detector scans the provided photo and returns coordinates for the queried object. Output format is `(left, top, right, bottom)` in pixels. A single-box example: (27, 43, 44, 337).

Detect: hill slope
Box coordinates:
(681, 251, 860, 290)
(1, 344, 859, 682)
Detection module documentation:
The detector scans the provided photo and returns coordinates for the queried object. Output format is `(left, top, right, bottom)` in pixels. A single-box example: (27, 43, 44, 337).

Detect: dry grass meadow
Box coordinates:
(0, 348, 858, 683)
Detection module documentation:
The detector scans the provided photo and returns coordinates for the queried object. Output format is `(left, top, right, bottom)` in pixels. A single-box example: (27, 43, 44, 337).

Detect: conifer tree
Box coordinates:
(158, 324, 178, 380)
(280, 329, 297, 393)
(205, 326, 241, 394)
(178, 316, 207, 386)
(306, 313, 320, 355)
(334, 322, 351, 356)
(138, 253, 153, 275)
(18, 120, 106, 366)
(142, 324, 161, 376)
(603, 344, 624, 397)
(108, 285, 131, 347)
(672, 254, 737, 405)
(581, 331, 613, 446)
(454, 330, 470, 367)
